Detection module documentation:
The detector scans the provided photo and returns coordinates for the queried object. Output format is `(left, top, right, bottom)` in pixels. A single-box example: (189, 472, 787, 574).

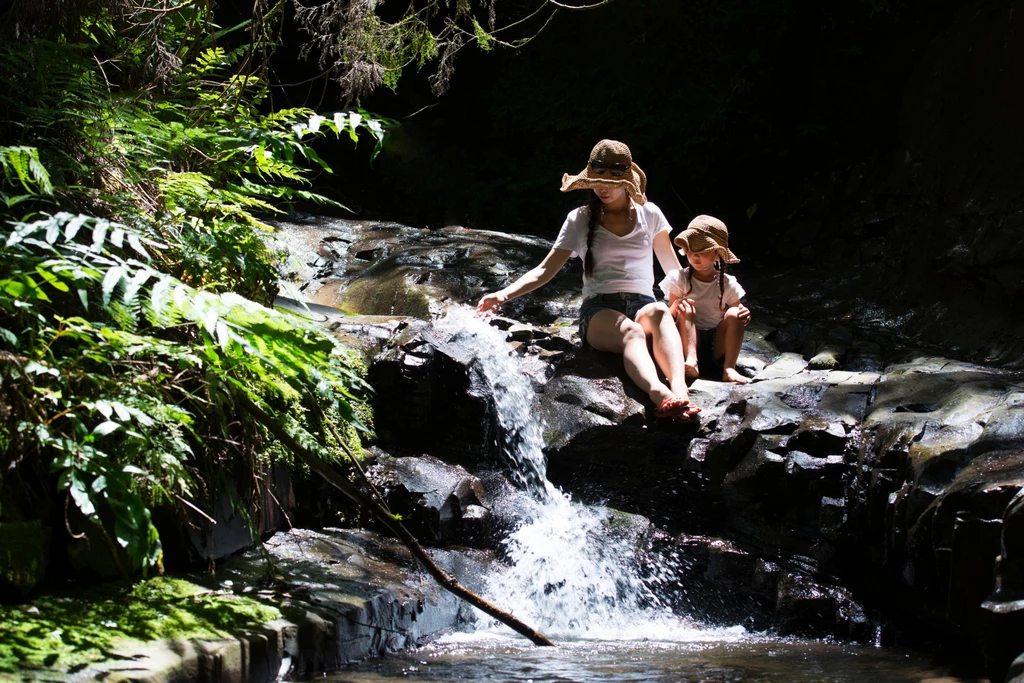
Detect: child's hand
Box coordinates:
(736, 304, 751, 325)
(669, 298, 695, 320)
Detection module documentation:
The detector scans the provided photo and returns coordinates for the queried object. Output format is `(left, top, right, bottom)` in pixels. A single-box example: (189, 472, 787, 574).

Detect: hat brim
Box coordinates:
(673, 232, 740, 264)
(560, 162, 647, 205)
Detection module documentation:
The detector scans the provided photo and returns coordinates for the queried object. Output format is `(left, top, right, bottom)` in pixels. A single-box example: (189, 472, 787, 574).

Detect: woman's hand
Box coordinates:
(476, 291, 508, 315)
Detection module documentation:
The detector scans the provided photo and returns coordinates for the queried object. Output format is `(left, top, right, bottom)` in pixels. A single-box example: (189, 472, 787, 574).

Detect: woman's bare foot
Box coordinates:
(672, 402, 702, 423)
(684, 363, 699, 381)
(650, 386, 681, 408)
(723, 367, 750, 384)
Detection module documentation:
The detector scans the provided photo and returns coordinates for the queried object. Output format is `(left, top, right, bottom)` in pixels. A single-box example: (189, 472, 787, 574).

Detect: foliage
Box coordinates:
(0, 1, 392, 581)
(0, 36, 394, 300)
(0, 211, 369, 574)
(292, 0, 612, 100)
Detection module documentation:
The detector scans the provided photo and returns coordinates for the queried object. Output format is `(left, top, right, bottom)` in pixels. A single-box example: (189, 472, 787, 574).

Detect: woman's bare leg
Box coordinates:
(635, 302, 692, 404)
(586, 309, 679, 406)
(714, 308, 749, 384)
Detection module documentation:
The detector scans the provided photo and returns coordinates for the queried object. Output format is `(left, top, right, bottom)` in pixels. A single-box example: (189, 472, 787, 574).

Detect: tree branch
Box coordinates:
(547, 0, 617, 9)
(237, 392, 555, 647)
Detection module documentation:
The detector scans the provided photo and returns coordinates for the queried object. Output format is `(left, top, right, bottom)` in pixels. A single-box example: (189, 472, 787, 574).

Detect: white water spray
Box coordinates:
(434, 307, 710, 640)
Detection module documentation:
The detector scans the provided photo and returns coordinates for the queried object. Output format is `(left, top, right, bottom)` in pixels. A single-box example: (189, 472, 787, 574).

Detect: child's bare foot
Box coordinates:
(684, 363, 699, 381)
(723, 367, 750, 384)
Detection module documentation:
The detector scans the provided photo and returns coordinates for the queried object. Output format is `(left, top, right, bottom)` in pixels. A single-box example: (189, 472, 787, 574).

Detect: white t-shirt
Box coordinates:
(552, 201, 672, 300)
(659, 267, 746, 331)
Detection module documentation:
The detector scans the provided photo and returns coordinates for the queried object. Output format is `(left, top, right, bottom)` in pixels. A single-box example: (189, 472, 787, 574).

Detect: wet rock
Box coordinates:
(753, 352, 809, 382)
(971, 402, 1024, 456)
(371, 455, 493, 549)
(233, 529, 484, 676)
(536, 354, 646, 449)
(369, 323, 499, 462)
(274, 218, 581, 326)
(774, 573, 875, 642)
(818, 371, 878, 424)
(786, 417, 849, 457)
(655, 535, 778, 629)
(766, 322, 812, 354)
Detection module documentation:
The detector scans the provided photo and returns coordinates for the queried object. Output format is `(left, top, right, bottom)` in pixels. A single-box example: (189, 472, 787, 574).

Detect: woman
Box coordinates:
(476, 139, 699, 422)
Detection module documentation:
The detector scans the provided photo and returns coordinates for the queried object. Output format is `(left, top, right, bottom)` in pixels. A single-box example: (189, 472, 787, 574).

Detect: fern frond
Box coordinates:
(0, 146, 54, 195)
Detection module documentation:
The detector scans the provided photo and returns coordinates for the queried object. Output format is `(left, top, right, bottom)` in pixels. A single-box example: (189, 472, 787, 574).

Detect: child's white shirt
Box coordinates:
(659, 268, 746, 331)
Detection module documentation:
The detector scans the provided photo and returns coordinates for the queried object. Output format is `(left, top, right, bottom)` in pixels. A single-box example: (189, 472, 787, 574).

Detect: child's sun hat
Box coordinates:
(560, 139, 648, 205)
(674, 215, 740, 263)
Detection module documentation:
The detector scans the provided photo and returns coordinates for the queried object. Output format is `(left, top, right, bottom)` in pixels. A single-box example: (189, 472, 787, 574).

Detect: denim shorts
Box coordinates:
(578, 292, 655, 347)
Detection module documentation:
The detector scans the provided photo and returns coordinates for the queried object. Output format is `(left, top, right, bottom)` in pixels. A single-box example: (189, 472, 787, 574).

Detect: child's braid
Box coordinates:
(584, 192, 602, 277)
(717, 256, 727, 310)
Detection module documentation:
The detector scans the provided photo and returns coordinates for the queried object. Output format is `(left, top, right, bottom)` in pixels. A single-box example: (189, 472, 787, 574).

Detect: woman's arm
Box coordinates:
(476, 247, 573, 313)
(652, 231, 683, 275)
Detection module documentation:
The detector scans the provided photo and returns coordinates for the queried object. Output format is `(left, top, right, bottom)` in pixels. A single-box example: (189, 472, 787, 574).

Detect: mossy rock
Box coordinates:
(0, 576, 281, 674)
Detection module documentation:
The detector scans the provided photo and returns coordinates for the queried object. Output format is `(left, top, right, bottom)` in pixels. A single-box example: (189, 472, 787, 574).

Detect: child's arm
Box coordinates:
(669, 292, 698, 319)
(660, 268, 692, 319)
(668, 292, 683, 318)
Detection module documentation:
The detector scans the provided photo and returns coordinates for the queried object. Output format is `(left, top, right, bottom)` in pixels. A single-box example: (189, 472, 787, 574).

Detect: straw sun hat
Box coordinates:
(673, 215, 741, 264)
(560, 139, 648, 205)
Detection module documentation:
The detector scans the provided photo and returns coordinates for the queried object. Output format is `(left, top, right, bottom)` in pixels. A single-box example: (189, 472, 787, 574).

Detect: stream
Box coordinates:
(292, 307, 979, 682)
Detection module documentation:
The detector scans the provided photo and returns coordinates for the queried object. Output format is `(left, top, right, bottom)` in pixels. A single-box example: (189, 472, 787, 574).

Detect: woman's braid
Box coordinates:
(584, 191, 602, 277)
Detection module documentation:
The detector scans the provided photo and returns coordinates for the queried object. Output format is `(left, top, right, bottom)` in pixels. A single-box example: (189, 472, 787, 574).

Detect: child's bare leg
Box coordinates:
(714, 308, 749, 384)
(674, 302, 699, 380)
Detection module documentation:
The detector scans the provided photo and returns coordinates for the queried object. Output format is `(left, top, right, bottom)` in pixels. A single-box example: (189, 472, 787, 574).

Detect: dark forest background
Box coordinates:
(275, 0, 1024, 365)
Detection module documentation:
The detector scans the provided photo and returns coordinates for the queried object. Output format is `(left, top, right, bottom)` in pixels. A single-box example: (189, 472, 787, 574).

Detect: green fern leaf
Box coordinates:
(101, 265, 124, 306)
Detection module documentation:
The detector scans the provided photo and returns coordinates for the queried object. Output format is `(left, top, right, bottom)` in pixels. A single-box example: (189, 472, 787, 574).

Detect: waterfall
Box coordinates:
(434, 307, 705, 640)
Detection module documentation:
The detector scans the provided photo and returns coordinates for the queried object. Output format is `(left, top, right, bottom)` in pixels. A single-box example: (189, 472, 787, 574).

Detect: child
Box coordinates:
(659, 215, 751, 384)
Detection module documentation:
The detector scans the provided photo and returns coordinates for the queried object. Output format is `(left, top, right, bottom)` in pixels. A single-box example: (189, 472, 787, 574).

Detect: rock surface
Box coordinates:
(274, 215, 1024, 681)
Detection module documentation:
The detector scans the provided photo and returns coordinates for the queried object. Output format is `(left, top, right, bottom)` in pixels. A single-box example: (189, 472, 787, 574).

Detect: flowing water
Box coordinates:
(301, 306, 980, 682)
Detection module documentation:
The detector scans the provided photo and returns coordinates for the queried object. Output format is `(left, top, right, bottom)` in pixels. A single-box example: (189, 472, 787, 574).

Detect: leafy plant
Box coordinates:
(0, 212, 368, 574)
(0, 2, 392, 581)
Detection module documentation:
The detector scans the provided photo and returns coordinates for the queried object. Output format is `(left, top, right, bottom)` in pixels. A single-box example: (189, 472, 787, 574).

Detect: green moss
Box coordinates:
(0, 577, 281, 674)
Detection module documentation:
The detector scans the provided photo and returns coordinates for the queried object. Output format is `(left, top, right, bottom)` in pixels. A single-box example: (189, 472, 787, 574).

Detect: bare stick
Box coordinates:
(238, 393, 555, 647)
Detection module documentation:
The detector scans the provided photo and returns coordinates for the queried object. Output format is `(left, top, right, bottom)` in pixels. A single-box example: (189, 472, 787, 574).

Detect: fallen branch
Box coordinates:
(238, 393, 555, 647)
